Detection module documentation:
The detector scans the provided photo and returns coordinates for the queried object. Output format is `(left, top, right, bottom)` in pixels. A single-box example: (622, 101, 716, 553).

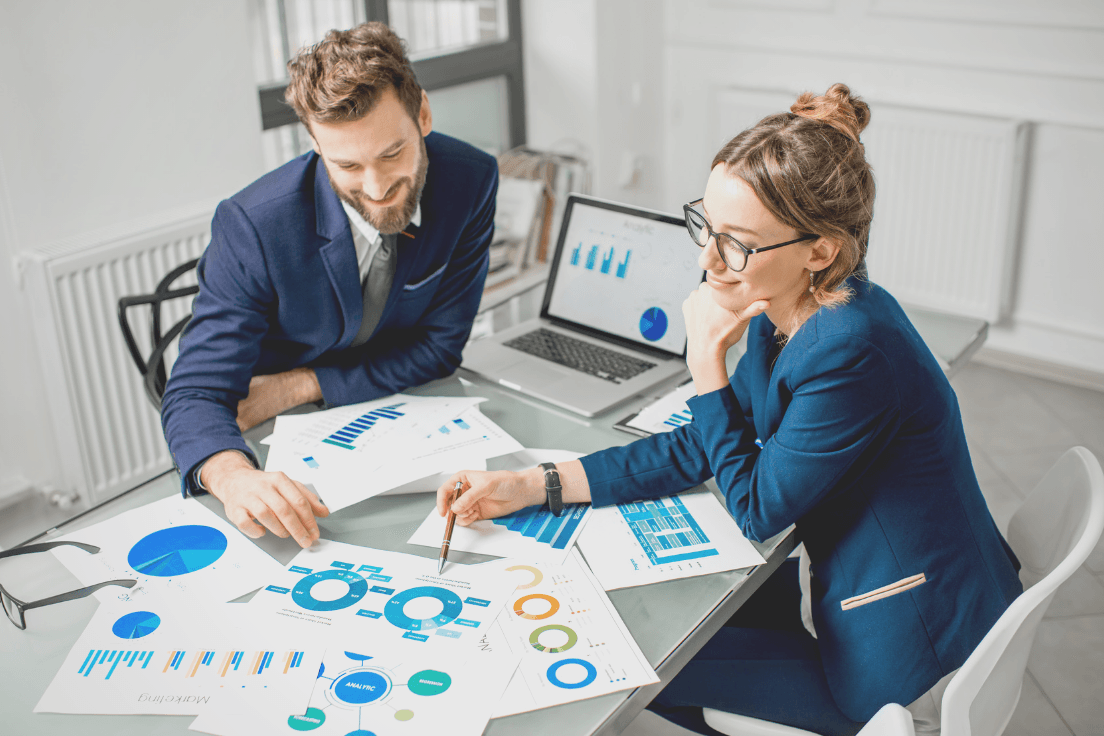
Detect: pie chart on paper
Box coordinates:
(127, 525, 228, 577)
(639, 307, 668, 342)
(111, 611, 161, 639)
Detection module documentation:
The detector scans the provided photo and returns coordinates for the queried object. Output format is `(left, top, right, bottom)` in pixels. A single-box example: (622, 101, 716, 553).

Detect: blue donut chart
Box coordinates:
(384, 586, 463, 632)
(292, 569, 369, 612)
(546, 658, 598, 689)
(639, 307, 668, 342)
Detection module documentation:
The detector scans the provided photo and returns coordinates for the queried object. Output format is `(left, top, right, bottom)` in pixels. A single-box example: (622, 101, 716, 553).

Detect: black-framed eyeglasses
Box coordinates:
(684, 199, 818, 272)
(0, 541, 136, 630)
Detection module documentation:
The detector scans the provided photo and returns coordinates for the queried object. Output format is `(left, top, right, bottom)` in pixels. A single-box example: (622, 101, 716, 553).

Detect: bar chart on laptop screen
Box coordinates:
(547, 203, 702, 355)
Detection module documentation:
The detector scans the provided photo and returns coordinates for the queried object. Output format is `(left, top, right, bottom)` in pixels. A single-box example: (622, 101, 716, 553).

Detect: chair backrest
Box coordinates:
(116, 258, 199, 412)
(940, 446, 1104, 736)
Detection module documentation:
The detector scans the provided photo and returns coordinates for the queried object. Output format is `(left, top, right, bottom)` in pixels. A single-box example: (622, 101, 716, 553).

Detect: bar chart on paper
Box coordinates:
(321, 403, 406, 450)
(578, 491, 766, 590)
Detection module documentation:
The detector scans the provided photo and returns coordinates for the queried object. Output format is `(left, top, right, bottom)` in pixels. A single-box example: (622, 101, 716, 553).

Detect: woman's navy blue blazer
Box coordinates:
(579, 278, 1022, 721)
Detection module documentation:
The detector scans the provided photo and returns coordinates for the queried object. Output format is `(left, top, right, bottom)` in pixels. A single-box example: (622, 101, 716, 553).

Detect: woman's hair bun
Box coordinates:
(790, 83, 870, 142)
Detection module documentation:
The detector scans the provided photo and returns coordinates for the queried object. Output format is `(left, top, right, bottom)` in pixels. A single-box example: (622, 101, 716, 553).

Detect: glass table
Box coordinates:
(0, 369, 795, 736)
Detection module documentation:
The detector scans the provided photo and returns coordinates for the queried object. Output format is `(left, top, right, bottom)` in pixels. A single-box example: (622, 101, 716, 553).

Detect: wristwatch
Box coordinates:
(539, 462, 564, 517)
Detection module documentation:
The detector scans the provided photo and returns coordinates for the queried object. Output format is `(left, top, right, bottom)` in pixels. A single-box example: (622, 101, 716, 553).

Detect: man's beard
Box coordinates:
(330, 136, 428, 234)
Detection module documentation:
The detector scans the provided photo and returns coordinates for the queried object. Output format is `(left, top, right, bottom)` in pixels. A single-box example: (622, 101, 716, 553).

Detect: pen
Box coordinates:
(438, 481, 463, 574)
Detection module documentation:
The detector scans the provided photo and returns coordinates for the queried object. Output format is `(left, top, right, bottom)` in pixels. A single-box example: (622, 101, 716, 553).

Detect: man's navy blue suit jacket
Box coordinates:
(162, 132, 497, 494)
(579, 279, 1023, 721)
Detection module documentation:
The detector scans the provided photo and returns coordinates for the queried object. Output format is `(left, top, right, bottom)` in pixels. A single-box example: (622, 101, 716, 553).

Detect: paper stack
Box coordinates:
(262, 394, 524, 511)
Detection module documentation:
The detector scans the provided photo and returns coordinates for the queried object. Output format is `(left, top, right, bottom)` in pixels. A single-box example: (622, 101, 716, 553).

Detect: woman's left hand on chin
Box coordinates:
(683, 283, 769, 392)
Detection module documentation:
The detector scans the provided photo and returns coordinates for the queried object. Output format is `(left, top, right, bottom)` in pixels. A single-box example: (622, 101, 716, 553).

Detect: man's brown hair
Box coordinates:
(285, 22, 423, 129)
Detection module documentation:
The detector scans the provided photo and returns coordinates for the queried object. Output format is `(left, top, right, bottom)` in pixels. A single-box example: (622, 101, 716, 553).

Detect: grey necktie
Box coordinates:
(350, 232, 398, 347)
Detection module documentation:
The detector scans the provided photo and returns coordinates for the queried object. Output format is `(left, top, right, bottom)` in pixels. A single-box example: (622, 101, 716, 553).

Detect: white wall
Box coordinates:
(522, 0, 1104, 385)
(0, 1, 266, 500)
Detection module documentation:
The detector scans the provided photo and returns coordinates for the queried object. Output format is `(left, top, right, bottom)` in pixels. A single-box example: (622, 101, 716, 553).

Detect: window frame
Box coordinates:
(257, 0, 526, 149)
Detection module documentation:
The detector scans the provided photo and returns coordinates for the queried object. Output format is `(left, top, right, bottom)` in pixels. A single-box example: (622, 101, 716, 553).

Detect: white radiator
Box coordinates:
(21, 204, 214, 505)
(713, 89, 1028, 322)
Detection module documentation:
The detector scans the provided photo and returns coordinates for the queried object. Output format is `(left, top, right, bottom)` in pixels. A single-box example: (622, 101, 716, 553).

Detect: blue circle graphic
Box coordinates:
(292, 569, 369, 612)
(384, 586, 463, 632)
(639, 307, 668, 342)
(332, 669, 391, 705)
(546, 658, 598, 689)
(127, 525, 227, 577)
(111, 611, 161, 639)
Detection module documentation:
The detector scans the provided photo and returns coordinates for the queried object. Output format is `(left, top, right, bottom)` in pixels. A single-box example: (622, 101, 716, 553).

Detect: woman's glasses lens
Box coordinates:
(684, 208, 708, 246)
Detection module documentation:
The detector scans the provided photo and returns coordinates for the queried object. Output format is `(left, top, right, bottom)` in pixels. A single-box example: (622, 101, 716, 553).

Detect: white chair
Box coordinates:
(703, 446, 1104, 736)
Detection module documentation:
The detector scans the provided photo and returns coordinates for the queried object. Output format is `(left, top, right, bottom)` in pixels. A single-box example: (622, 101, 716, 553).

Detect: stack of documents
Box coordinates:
(262, 395, 524, 511)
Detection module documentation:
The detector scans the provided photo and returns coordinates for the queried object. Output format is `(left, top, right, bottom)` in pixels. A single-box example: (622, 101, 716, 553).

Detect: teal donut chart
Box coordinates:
(384, 586, 463, 632)
(546, 658, 598, 689)
(292, 569, 369, 612)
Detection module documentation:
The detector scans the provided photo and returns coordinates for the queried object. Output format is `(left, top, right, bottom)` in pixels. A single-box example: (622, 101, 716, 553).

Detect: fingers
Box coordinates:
(736, 299, 770, 322)
(436, 473, 466, 517)
(271, 476, 321, 548)
(451, 481, 492, 516)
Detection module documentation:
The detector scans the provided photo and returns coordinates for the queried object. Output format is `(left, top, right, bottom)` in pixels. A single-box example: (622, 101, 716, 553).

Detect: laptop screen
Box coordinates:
(543, 196, 704, 356)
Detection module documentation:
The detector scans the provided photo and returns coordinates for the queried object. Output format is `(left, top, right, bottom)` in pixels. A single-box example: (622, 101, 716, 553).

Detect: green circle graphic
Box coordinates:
(407, 669, 452, 696)
(529, 624, 579, 653)
(395, 709, 415, 721)
(287, 706, 326, 731)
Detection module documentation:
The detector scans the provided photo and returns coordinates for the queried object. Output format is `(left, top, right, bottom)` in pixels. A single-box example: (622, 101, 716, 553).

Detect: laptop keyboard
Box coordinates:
(503, 328, 656, 384)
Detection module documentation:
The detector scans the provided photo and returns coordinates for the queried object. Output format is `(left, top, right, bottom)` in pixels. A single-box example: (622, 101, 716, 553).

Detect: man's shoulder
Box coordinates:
(229, 152, 320, 215)
(425, 132, 497, 180)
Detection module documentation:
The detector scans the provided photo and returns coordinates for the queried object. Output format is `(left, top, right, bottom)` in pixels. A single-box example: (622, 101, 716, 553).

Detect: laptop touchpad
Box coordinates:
(499, 361, 573, 386)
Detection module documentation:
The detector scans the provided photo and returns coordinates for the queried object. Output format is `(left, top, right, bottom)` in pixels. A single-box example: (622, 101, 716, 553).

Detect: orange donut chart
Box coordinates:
(505, 564, 543, 590)
(513, 593, 560, 620)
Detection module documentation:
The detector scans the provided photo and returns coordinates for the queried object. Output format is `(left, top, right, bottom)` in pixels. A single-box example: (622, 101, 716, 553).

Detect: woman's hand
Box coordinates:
(683, 283, 769, 393)
(436, 468, 545, 526)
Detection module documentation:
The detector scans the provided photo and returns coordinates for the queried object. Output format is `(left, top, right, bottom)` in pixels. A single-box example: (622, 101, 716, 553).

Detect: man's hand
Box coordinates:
(237, 367, 323, 432)
(200, 450, 329, 548)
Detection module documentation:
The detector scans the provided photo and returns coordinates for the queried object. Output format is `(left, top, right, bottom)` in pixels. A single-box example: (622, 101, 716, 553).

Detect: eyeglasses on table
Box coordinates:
(0, 541, 136, 630)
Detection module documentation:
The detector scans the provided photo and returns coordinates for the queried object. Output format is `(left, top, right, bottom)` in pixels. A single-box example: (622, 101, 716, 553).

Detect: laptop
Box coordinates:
(462, 194, 704, 417)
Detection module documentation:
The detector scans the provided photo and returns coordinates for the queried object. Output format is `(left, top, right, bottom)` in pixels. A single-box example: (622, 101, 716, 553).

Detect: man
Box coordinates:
(161, 23, 498, 549)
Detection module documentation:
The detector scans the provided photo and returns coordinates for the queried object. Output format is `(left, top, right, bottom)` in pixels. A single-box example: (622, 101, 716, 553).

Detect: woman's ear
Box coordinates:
(807, 236, 841, 273)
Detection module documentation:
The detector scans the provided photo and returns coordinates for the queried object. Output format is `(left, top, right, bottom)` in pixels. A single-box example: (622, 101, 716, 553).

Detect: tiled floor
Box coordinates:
(2, 363, 1102, 734)
(625, 362, 1104, 736)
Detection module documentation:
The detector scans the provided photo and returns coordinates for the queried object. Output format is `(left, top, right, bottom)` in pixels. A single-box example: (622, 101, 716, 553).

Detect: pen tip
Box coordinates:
(437, 559, 445, 575)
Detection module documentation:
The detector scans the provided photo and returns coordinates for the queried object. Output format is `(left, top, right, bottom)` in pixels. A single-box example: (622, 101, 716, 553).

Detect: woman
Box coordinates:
(437, 84, 1022, 735)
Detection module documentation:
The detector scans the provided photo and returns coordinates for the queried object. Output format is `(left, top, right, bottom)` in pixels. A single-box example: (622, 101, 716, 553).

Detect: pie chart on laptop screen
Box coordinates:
(640, 307, 668, 342)
(127, 525, 228, 577)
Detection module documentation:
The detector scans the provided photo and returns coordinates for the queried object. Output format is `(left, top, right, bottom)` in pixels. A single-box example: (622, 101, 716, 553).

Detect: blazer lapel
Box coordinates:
(313, 156, 362, 348)
(747, 315, 776, 442)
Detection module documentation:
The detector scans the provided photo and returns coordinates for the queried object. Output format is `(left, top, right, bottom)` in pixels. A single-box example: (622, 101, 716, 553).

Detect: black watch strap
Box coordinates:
(539, 462, 564, 517)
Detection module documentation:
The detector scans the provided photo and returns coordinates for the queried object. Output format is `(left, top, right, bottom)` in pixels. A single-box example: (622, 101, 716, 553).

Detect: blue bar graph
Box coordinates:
(79, 649, 156, 680)
(600, 247, 615, 274)
(616, 250, 631, 278)
(491, 502, 589, 550)
(662, 408, 693, 429)
(618, 496, 718, 565)
(570, 243, 581, 265)
(321, 403, 406, 450)
(584, 245, 599, 270)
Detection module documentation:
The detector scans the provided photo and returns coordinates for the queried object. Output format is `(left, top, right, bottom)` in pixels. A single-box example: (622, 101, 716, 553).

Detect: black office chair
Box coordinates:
(117, 258, 199, 412)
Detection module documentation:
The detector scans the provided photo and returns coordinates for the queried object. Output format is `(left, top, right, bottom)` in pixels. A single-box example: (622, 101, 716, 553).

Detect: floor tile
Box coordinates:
(1026, 615, 1104, 736)
(1017, 373, 1104, 443)
(955, 365, 1081, 456)
(1004, 671, 1074, 736)
(972, 448, 1026, 536)
(1042, 566, 1104, 620)
(986, 446, 1070, 498)
(622, 708, 706, 736)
